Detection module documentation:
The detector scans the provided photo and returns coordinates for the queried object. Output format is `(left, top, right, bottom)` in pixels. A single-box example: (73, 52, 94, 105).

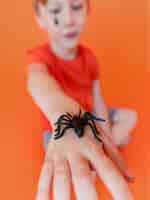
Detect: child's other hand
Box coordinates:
(36, 126, 134, 200)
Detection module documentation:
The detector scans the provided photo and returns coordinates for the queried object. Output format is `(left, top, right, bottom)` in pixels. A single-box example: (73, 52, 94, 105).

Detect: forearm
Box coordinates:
(27, 70, 85, 131)
(94, 99, 112, 135)
(92, 80, 112, 135)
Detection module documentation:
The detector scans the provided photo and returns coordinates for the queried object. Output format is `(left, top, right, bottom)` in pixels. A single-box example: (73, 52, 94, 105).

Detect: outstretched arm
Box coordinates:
(27, 65, 134, 200)
(92, 79, 112, 134)
(27, 63, 85, 130)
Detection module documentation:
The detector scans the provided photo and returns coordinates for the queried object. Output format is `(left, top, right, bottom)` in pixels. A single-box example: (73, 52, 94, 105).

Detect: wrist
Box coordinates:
(96, 120, 112, 134)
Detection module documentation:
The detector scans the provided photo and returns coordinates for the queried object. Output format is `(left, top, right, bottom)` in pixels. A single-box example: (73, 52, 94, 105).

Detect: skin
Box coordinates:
(35, 0, 89, 60)
(33, 0, 135, 199)
(36, 125, 134, 200)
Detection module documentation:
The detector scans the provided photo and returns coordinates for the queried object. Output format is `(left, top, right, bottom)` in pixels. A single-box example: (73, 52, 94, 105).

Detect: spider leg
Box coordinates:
(56, 114, 69, 121)
(54, 126, 72, 140)
(54, 122, 71, 133)
(54, 119, 66, 129)
(55, 125, 74, 134)
(78, 108, 82, 119)
(87, 119, 100, 134)
(54, 116, 70, 125)
(54, 125, 64, 137)
(55, 113, 73, 123)
(84, 112, 106, 122)
(86, 122, 103, 143)
(66, 108, 82, 120)
(92, 115, 106, 122)
(54, 122, 62, 133)
(55, 122, 71, 126)
(54, 116, 73, 136)
(65, 112, 73, 119)
(54, 123, 61, 132)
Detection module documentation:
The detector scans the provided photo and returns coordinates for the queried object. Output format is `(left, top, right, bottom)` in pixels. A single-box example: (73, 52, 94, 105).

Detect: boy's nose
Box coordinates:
(63, 9, 75, 27)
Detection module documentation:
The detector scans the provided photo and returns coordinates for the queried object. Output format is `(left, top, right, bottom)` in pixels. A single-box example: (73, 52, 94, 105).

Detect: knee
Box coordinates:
(114, 109, 138, 127)
(128, 110, 138, 128)
(125, 109, 138, 124)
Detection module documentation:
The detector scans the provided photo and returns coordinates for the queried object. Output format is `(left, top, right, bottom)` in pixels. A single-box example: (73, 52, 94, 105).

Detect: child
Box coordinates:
(26, 0, 138, 199)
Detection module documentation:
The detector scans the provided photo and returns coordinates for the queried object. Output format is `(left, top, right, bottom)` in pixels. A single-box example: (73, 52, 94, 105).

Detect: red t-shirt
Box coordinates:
(26, 42, 100, 133)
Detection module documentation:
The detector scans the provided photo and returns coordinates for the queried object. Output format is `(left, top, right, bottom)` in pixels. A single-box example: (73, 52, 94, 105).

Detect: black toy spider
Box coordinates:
(53, 108, 106, 142)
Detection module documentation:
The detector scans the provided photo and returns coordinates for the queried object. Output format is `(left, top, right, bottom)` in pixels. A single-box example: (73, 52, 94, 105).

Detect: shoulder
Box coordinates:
(25, 42, 53, 65)
(26, 42, 49, 55)
(79, 44, 100, 80)
(79, 43, 97, 60)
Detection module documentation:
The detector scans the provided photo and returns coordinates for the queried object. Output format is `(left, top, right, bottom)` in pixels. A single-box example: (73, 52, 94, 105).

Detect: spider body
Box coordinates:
(54, 108, 106, 142)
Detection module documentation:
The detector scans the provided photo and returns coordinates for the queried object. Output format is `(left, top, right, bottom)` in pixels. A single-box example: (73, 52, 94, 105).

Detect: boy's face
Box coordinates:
(36, 0, 88, 49)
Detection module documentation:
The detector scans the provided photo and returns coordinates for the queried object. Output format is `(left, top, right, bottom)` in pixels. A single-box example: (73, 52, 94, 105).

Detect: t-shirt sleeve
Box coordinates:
(88, 50, 100, 81)
(91, 54, 100, 80)
(25, 45, 60, 84)
(25, 46, 48, 66)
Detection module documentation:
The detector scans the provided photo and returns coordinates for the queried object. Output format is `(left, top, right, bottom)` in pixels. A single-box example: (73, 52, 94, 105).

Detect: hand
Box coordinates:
(36, 126, 134, 200)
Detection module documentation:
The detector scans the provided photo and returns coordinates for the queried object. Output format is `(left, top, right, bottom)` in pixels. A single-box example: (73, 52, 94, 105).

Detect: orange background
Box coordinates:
(0, 0, 148, 199)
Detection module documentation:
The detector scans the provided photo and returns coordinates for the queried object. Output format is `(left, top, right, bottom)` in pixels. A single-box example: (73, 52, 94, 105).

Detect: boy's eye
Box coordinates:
(49, 8, 60, 14)
(48, 4, 83, 14)
(72, 4, 83, 10)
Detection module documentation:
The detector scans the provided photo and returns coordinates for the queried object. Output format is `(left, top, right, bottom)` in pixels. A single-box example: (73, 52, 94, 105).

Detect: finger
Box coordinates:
(36, 160, 53, 200)
(100, 128, 135, 182)
(53, 155, 71, 200)
(68, 153, 98, 200)
(87, 147, 134, 200)
(89, 163, 97, 182)
(91, 170, 97, 182)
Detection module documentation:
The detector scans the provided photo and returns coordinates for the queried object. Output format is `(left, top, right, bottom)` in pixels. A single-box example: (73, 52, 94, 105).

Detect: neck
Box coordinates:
(49, 39, 78, 60)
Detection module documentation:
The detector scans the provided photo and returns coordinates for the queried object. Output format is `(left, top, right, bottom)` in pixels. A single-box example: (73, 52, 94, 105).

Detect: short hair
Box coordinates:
(33, 0, 90, 15)
(33, 0, 46, 15)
